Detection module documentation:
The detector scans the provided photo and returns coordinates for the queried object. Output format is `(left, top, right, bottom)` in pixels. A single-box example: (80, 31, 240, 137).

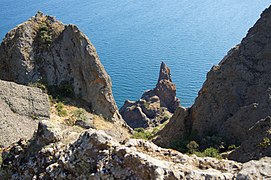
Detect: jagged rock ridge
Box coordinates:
(0, 12, 121, 122)
(154, 6, 271, 162)
(1, 124, 271, 179)
(120, 62, 180, 128)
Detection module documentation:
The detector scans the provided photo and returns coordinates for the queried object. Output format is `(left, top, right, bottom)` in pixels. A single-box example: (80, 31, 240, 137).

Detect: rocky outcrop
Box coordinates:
(120, 62, 180, 128)
(0, 12, 120, 121)
(0, 80, 50, 147)
(228, 116, 271, 162)
(2, 122, 271, 179)
(154, 6, 271, 160)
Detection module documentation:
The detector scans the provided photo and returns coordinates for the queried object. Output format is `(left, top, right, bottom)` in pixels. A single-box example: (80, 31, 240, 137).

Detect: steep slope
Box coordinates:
(0, 12, 120, 121)
(120, 62, 180, 128)
(0, 80, 50, 146)
(154, 5, 271, 159)
(1, 122, 271, 179)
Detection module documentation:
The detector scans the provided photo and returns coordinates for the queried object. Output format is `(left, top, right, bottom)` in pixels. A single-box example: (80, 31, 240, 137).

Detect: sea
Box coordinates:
(0, 0, 270, 108)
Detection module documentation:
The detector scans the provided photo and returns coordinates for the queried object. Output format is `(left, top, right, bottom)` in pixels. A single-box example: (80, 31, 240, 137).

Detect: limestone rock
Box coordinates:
(237, 157, 271, 180)
(4, 123, 271, 179)
(0, 12, 120, 122)
(154, 5, 271, 159)
(0, 80, 50, 147)
(120, 62, 180, 128)
(36, 120, 63, 145)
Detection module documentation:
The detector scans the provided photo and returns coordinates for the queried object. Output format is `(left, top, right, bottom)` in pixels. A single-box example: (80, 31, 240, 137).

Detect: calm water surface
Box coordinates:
(0, 1, 270, 107)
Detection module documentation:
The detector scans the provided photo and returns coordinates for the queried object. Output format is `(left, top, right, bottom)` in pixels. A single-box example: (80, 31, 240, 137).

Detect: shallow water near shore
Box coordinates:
(0, 0, 270, 107)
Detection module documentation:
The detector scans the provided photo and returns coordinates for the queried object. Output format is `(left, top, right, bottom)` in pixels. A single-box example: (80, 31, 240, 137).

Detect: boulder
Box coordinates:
(0, 80, 50, 147)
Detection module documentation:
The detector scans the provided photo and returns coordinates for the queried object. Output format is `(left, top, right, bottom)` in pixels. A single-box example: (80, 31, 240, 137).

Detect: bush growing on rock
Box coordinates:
(71, 108, 87, 122)
(258, 137, 271, 148)
(186, 141, 199, 154)
(38, 22, 52, 45)
(201, 147, 221, 159)
(55, 102, 68, 117)
(132, 128, 153, 140)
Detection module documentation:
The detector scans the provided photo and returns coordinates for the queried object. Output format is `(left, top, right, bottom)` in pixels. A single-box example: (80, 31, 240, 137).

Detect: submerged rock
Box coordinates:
(120, 62, 180, 128)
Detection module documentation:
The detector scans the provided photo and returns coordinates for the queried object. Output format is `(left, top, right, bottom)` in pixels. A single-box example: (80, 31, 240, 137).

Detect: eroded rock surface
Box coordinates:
(0, 80, 50, 147)
(0, 12, 120, 121)
(2, 123, 270, 180)
(120, 62, 180, 128)
(228, 116, 271, 162)
(154, 6, 271, 162)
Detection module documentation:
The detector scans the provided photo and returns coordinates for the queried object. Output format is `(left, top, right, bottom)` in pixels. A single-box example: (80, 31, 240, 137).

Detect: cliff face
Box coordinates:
(154, 6, 271, 159)
(0, 80, 50, 146)
(120, 62, 180, 128)
(0, 12, 120, 121)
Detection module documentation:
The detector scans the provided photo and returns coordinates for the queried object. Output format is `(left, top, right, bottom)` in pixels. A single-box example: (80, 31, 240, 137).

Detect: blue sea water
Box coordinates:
(0, 1, 270, 108)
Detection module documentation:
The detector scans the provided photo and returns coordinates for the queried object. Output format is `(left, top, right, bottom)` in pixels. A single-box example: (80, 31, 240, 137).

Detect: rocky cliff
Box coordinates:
(0, 80, 50, 147)
(1, 122, 271, 179)
(154, 6, 271, 162)
(0, 12, 121, 121)
(120, 62, 180, 128)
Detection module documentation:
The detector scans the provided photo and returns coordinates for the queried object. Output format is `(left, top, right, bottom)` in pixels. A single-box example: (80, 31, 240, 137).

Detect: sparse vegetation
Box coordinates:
(71, 108, 87, 121)
(132, 128, 153, 140)
(258, 137, 271, 148)
(28, 82, 48, 93)
(39, 22, 52, 45)
(227, 144, 238, 151)
(28, 81, 74, 102)
(143, 102, 150, 109)
(195, 147, 222, 159)
(55, 102, 68, 117)
(48, 83, 74, 101)
(186, 141, 199, 154)
(170, 132, 238, 159)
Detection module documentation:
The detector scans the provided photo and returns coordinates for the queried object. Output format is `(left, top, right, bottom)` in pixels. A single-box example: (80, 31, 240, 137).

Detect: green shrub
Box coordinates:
(132, 128, 153, 140)
(258, 137, 271, 148)
(71, 108, 87, 121)
(186, 141, 199, 154)
(200, 135, 225, 150)
(227, 144, 238, 151)
(28, 82, 48, 93)
(202, 147, 221, 158)
(39, 23, 52, 45)
(170, 139, 190, 153)
(55, 102, 67, 117)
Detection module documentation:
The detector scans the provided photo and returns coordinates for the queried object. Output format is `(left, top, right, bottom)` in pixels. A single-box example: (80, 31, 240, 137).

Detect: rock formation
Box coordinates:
(228, 116, 271, 162)
(0, 80, 50, 147)
(120, 62, 180, 128)
(154, 5, 271, 163)
(0, 12, 121, 121)
(1, 122, 271, 179)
